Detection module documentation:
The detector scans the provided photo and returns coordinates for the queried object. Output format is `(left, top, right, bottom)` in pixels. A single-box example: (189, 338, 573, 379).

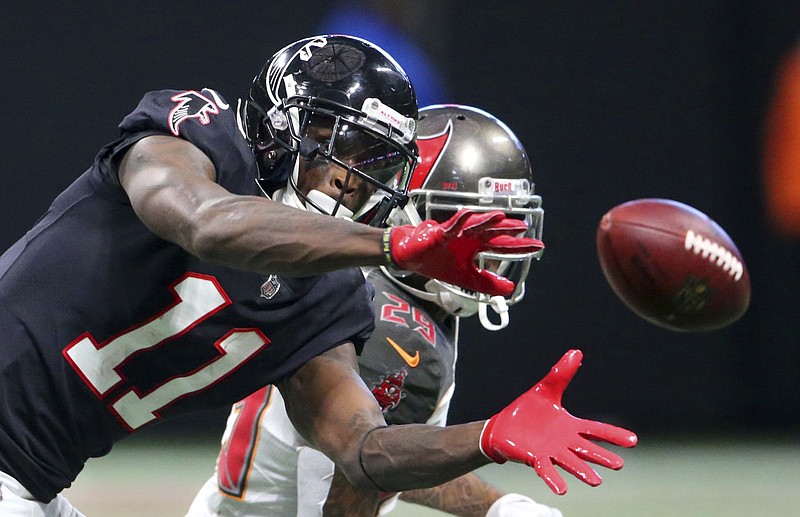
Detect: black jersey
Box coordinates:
(0, 89, 374, 502)
(360, 268, 457, 426)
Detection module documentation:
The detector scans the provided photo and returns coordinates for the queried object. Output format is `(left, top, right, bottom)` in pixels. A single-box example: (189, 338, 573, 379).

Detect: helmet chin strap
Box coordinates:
(478, 296, 510, 331)
(422, 279, 511, 331)
(305, 190, 354, 219)
(379, 267, 511, 331)
(423, 279, 478, 317)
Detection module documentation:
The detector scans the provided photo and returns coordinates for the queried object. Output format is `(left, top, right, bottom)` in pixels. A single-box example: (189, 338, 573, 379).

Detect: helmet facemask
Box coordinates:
(398, 181, 543, 329)
(381, 104, 544, 330)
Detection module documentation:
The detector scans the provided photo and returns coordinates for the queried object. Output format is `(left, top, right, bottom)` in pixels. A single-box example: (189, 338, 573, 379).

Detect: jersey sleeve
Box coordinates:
(93, 88, 255, 196)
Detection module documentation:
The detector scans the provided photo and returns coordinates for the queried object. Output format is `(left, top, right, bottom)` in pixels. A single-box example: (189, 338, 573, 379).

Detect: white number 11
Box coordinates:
(63, 273, 269, 431)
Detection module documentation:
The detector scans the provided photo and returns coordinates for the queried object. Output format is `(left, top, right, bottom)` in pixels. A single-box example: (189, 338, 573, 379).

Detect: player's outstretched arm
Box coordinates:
(280, 345, 636, 496)
(118, 135, 387, 276)
(119, 136, 540, 293)
(356, 350, 637, 495)
(277, 342, 490, 493)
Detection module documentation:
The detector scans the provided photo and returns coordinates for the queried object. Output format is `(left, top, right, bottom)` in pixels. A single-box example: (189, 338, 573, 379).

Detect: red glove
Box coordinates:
(480, 349, 638, 495)
(384, 209, 544, 297)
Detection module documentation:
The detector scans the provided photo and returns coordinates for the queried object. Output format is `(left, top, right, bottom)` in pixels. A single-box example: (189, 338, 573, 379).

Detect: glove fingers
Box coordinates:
(484, 234, 545, 253)
(440, 209, 501, 235)
(483, 217, 529, 234)
(580, 420, 639, 449)
(459, 211, 506, 233)
(439, 208, 475, 233)
(465, 214, 529, 241)
(572, 437, 625, 470)
(536, 349, 583, 402)
(466, 268, 516, 297)
(530, 458, 568, 495)
(552, 454, 603, 487)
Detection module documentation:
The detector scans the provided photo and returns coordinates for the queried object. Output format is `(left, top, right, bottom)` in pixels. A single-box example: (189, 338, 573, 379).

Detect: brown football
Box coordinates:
(596, 198, 750, 331)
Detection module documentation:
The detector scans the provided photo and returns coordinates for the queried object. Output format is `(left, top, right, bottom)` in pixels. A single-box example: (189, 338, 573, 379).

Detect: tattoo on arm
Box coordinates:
(399, 473, 504, 517)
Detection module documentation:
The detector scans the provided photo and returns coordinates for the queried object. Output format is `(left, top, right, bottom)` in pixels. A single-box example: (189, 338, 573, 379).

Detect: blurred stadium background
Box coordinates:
(3, 1, 800, 515)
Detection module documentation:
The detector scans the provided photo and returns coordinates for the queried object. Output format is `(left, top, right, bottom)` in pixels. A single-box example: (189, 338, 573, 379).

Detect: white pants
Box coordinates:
(0, 471, 85, 517)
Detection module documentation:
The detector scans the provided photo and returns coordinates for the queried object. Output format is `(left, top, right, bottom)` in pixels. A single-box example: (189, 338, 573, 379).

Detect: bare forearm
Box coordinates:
(120, 135, 388, 276)
(282, 347, 490, 494)
(399, 472, 504, 517)
(359, 421, 491, 492)
(189, 195, 387, 275)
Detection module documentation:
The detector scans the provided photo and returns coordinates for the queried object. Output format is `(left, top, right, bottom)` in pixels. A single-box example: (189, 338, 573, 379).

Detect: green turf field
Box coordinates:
(63, 432, 800, 516)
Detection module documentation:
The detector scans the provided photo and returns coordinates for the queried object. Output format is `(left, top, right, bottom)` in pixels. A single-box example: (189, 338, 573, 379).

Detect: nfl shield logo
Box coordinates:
(673, 274, 711, 313)
(260, 275, 281, 299)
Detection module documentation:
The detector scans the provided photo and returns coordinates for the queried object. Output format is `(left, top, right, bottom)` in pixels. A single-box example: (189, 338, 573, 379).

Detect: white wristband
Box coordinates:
(485, 493, 563, 517)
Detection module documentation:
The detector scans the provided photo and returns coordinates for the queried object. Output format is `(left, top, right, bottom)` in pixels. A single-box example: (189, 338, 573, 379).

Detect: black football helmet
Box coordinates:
(239, 35, 419, 225)
(385, 104, 544, 330)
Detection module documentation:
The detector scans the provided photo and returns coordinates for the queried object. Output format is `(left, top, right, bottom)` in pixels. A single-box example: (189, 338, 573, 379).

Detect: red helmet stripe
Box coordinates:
(410, 128, 450, 190)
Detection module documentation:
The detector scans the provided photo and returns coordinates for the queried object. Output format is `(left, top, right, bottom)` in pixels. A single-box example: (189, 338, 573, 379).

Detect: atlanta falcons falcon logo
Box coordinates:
(168, 90, 220, 136)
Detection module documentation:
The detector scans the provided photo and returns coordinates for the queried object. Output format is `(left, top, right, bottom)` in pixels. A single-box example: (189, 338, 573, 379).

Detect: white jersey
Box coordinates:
(187, 268, 458, 516)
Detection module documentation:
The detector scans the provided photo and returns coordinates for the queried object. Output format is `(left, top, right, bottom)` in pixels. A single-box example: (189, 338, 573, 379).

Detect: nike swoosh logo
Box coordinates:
(386, 337, 420, 368)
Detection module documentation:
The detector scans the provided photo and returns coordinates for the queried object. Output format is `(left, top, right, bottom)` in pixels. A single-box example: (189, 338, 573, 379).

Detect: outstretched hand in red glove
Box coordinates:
(384, 209, 544, 297)
(480, 349, 638, 495)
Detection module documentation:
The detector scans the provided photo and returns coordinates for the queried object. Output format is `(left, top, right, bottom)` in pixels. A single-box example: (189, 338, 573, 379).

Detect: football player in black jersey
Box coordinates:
(187, 105, 563, 517)
(0, 34, 632, 516)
